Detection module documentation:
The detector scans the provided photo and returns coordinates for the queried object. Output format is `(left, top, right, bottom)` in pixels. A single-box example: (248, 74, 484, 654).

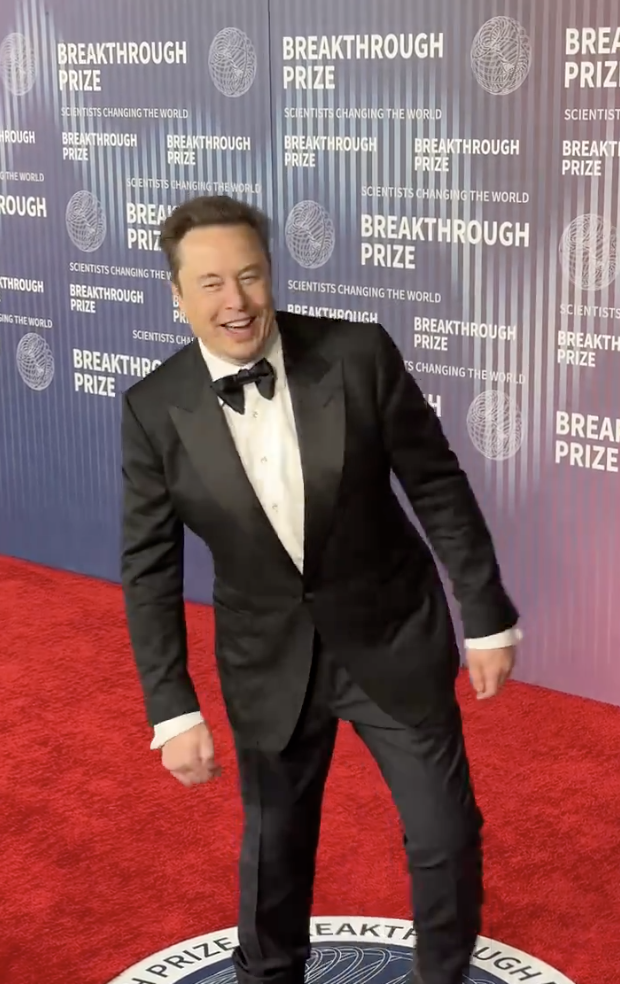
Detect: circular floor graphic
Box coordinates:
(107, 916, 575, 984)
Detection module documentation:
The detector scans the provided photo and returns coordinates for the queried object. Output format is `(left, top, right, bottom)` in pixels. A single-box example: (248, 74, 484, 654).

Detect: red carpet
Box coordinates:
(1, 555, 619, 984)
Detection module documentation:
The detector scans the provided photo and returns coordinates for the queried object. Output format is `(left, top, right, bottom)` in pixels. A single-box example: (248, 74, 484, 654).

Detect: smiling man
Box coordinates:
(120, 194, 520, 984)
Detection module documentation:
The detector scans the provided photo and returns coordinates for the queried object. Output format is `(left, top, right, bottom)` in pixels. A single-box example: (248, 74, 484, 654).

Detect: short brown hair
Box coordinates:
(159, 194, 271, 283)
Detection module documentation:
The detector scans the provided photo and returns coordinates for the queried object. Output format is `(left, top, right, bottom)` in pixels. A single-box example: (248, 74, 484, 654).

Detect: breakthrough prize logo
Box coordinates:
(0, 32, 37, 96)
(208, 28, 257, 97)
(105, 916, 576, 984)
(470, 17, 531, 96)
(66, 191, 107, 253)
(559, 214, 620, 292)
(16, 333, 54, 391)
(467, 390, 523, 461)
(285, 201, 336, 269)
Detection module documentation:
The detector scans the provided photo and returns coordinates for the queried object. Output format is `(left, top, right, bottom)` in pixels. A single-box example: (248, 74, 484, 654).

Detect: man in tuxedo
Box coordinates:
(121, 194, 520, 984)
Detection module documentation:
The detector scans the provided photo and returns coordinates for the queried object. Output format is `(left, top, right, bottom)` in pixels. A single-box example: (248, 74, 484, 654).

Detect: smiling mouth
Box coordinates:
(222, 316, 256, 333)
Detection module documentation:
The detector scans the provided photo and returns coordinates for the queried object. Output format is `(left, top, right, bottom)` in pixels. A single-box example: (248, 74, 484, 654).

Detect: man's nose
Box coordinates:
(222, 279, 245, 309)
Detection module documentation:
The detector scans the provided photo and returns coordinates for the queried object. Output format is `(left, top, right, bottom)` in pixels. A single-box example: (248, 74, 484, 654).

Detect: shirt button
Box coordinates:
(272, 503, 278, 511)
(252, 411, 259, 419)
(261, 456, 268, 463)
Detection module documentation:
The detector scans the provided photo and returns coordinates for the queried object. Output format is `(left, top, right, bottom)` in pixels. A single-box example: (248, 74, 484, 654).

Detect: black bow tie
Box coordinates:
(211, 358, 276, 414)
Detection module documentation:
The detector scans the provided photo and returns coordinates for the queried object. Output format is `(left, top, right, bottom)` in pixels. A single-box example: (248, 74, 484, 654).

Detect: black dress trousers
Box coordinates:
(231, 638, 483, 984)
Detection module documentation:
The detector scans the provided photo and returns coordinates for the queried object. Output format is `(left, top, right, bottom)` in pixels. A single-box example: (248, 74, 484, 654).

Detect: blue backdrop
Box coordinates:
(1, 0, 620, 706)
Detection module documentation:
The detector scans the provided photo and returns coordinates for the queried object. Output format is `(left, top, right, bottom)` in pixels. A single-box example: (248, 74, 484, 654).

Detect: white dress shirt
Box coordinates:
(151, 331, 521, 749)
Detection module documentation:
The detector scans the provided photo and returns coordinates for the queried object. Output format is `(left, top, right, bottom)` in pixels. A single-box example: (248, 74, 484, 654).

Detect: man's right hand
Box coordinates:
(161, 723, 221, 786)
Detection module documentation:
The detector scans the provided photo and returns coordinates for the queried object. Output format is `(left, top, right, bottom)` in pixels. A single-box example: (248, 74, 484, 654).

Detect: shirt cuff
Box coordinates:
(150, 711, 205, 750)
(464, 625, 522, 650)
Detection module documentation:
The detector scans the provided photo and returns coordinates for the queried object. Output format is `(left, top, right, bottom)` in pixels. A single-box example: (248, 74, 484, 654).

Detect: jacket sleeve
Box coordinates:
(120, 391, 200, 725)
(374, 325, 519, 638)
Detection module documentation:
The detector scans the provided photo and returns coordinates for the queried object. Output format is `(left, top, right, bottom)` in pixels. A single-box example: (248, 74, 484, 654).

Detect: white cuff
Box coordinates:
(150, 711, 205, 750)
(464, 625, 522, 650)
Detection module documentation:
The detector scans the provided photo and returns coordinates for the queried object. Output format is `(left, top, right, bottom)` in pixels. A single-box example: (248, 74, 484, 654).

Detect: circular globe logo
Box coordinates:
(16, 333, 54, 391)
(285, 201, 336, 269)
(470, 17, 532, 96)
(208, 28, 257, 97)
(467, 390, 523, 461)
(105, 916, 576, 984)
(559, 213, 620, 292)
(0, 32, 37, 96)
(66, 191, 107, 253)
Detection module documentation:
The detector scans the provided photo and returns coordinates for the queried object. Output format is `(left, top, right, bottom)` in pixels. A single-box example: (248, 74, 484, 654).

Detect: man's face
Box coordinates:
(172, 223, 275, 364)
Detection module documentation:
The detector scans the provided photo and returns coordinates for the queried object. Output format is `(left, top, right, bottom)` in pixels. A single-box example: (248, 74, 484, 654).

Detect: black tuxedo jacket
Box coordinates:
(121, 312, 518, 750)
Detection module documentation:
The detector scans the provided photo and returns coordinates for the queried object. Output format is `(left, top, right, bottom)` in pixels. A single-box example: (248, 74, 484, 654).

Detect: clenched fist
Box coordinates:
(161, 723, 221, 786)
(466, 646, 515, 700)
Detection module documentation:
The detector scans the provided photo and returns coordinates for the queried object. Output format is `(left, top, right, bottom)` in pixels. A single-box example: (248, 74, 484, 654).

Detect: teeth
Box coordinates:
(225, 318, 252, 329)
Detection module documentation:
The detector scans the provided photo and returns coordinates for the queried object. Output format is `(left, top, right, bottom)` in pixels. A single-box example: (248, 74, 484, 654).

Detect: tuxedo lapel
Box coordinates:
(280, 318, 346, 582)
(168, 342, 296, 571)
(167, 321, 347, 584)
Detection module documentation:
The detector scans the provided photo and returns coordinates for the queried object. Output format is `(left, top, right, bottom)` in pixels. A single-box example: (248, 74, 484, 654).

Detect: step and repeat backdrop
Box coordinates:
(1, 0, 619, 704)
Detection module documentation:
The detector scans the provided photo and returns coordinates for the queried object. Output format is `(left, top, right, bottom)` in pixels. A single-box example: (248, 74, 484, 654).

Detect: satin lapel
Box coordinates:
(168, 342, 296, 569)
(281, 322, 346, 582)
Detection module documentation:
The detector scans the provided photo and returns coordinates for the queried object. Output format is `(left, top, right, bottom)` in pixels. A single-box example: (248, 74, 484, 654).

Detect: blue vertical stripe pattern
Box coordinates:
(0, 0, 619, 704)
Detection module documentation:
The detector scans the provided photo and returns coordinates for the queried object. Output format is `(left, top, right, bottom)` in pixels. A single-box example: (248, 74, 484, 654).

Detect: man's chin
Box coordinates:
(225, 317, 274, 355)
(220, 332, 266, 364)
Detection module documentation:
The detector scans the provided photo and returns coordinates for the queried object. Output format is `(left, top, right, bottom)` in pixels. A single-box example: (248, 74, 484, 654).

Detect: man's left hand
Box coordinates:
(465, 646, 515, 700)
